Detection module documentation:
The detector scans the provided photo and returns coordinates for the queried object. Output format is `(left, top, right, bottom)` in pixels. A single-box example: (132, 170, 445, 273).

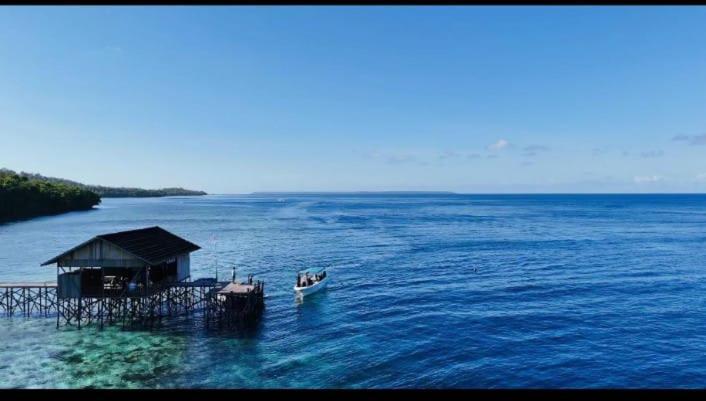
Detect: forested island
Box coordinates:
(68, 184, 206, 198)
(1, 168, 206, 222)
(0, 169, 101, 222)
(16, 171, 207, 198)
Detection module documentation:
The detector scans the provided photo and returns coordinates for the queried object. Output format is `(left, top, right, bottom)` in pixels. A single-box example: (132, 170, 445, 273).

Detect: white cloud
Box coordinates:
(522, 144, 550, 158)
(487, 139, 509, 151)
(673, 134, 706, 146)
(633, 175, 662, 184)
(524, 145, 550, 152)
(437, 150, 481, 160)
(696, 173, 706, 182)
(370, 149, 483, 165)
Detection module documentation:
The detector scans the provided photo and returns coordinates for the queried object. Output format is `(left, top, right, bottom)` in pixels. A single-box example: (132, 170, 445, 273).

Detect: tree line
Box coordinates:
(17, 171, 207, 198)
(0, 169, 101, 222)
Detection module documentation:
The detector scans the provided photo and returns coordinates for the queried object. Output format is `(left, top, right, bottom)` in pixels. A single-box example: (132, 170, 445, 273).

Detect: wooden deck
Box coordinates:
(217, 282, 255, 295)
(0, 279, 215, 289)
(0, 282, 57, 288)
(170, 278, 218, 288)
(207, 279, 265, 327)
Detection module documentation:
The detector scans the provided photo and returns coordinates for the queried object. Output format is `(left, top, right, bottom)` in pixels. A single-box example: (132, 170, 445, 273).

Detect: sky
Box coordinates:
(1, 6, 706, 194)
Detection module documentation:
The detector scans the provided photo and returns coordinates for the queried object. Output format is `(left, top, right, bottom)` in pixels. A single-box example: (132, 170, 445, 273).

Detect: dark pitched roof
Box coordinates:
(42, 226, 201, 266)
(97, 226, 201, 264)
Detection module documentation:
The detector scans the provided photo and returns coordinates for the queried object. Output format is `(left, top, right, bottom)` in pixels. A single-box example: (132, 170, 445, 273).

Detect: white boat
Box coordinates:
(293, 267, 328, 296)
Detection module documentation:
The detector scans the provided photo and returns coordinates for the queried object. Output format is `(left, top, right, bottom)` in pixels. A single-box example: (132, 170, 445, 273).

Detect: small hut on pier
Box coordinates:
(42, 226, 200, 299)
(0, 226, 266, 329)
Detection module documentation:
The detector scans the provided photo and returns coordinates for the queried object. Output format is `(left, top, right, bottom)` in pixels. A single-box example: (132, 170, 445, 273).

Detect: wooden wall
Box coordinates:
(57, 239, 145, 268)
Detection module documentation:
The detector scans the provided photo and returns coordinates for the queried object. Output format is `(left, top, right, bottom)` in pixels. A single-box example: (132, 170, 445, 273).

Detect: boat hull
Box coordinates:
(294, 276, 328, 296)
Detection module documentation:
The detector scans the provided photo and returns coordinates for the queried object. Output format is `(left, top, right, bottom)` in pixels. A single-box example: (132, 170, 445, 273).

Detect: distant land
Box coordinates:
(0, 168, 101, 222)
(0, 168, 206, 222)
(13, 170, 207, 198)
(250, 191, 456, 195)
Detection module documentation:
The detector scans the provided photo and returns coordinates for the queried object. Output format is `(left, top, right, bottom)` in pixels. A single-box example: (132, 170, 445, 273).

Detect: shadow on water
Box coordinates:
(202, 315, 266, 340)
(294, 289, 330, 328)
(83, 309, 267, 340)
(0, 207, 100, 227)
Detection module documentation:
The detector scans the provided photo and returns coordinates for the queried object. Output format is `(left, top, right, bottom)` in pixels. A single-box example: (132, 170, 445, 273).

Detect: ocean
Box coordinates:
(1, 193, 706, 388)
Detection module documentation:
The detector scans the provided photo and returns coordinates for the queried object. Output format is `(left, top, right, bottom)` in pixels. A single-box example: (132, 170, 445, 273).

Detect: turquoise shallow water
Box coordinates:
(2, 194, 706, 388)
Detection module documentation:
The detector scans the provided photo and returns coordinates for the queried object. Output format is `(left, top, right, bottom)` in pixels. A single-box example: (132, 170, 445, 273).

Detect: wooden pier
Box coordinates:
(0, 279, 216, 327)
(0, 282, 57, 317)
(0, 227, 266, 330)
(0, 278, 265, 329)
(54, 279, 221, 329)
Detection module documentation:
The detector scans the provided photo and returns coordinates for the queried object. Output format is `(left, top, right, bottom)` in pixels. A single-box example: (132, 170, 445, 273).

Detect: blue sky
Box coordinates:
(1, 6, 706, 193)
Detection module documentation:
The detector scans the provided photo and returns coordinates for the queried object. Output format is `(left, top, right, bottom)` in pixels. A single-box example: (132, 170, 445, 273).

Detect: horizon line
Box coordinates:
(199, 191, 706, 196)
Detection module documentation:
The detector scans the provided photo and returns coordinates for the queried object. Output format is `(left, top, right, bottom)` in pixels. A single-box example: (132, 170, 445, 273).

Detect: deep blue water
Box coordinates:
(1, 194, 706, 388)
